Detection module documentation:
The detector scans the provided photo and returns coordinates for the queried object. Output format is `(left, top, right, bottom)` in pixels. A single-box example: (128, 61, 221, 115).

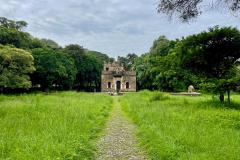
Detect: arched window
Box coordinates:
(108, 82, 111, 88)
(126, 82, 130, 89)
(106, 67, 109, 71)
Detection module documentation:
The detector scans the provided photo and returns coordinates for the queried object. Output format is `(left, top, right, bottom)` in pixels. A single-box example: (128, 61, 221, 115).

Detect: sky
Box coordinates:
(0, 0, 239, 58)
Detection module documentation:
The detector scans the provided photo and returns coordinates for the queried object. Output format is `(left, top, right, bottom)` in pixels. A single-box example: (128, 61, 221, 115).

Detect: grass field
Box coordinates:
(1, 91, 240, 160)
(0, 92, 112, 159)
(120, 91, 240, 160)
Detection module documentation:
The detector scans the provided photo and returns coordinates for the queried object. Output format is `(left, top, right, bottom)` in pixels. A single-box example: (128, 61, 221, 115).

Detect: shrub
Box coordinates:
(149, 92, 170, 102)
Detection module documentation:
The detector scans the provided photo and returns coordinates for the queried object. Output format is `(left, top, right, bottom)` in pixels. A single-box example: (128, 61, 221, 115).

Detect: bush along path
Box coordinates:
(96, 96, 146, 160)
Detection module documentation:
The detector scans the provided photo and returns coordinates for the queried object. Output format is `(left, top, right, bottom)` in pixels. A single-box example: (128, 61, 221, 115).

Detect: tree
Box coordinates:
(179, 27, 240, 102)
(0, 26, 46, 49)
(0, 17, 47, 50)
(0, 17, 114, 93)
(133, 36, 193, 91)
(64, 45, 110, 91)
(81, 54, 103, 91)
(85, 50, 111, 91)
(86, 50, 111, 63)
(134, 54, 157, 90)
(64, 44, 85, 89)
(157, 0, 240, 22)
(0, 17, 27, 31)
(150, 36, 175, 56)
(118, 53, 138, 70)
(31, 48, 77, 90)
(41, 39, 60, 49)
(0, 26, 29, 48)
(15, 21, 28, 31)
(28, 38, 46, 49)
(0, 45, 35, 91)
(147, 36, 188, 91)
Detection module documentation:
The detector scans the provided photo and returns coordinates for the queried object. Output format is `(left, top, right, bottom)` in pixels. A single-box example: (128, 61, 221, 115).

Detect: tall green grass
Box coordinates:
(0, 92, 112, 159)
(121, 91, 240, 160)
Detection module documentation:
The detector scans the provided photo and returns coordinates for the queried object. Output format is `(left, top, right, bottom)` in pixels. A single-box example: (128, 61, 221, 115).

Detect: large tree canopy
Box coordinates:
(133, 27, 240, 102)
(0, 45, 35, 90)
(180, 26, 240, 78)
(157, 0, 240, 22)
(179, 26, 240, 102)
(64, 45, 110, 91)
(0, 17, 112, 92)
(31, 48, 77, 90)
(0, 26, 46, 49)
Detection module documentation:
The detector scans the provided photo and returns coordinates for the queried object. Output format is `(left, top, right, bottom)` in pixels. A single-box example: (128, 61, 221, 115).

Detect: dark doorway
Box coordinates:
(116, 81, 121, 92)
(126, 82, 129, 89)
(108, 82, 111, 88)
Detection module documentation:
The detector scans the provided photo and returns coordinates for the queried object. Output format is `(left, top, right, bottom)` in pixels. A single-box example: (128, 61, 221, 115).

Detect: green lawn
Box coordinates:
(120, 91, 240, 160)
(2, 91, 240, 160)
(0, 92, 112, 159)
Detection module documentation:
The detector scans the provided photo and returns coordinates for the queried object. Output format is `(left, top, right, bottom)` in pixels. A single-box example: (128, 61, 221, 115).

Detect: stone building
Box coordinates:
(101, 61, 136, 92)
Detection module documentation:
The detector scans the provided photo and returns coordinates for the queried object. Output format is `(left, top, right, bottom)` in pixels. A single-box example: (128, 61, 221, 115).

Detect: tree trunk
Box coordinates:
(219, 94, 224, 102)
(227, 89, 230, 104)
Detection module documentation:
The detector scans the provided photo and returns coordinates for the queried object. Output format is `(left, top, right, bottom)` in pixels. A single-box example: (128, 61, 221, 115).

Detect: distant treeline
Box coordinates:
(1, 17, 240, 102)
(131, 26, 240, 103)
(0, 17, 114, 93)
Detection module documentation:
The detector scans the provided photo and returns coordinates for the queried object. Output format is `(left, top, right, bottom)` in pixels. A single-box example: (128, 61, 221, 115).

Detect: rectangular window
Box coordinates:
(108, 82, 111, 88)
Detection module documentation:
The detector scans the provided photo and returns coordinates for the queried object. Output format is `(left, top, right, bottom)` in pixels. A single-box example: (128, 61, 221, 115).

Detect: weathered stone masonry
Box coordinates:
(101, 61, 136, 92)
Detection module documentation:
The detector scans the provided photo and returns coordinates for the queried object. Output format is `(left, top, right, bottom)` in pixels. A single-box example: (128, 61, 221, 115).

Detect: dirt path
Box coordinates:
(96, 96, 146, 160)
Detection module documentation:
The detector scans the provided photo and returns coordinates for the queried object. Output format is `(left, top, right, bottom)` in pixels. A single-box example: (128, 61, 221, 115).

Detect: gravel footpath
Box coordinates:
(96, 96, 147, 160)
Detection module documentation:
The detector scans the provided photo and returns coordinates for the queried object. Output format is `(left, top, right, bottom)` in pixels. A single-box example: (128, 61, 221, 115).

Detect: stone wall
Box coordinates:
(101, 71, 136, 92)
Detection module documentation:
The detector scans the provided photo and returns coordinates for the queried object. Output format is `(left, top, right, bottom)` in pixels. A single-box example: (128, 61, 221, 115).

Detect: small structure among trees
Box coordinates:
(101, 61, 136, 93)
(188, 85, 194, 93)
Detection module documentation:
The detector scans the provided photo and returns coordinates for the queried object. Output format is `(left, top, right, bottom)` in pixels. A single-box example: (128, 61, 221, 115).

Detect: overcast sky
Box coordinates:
(0, 0, 239, 58)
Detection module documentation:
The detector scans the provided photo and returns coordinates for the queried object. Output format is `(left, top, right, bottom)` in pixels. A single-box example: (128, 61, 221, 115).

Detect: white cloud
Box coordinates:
(0, 0, 239, 57)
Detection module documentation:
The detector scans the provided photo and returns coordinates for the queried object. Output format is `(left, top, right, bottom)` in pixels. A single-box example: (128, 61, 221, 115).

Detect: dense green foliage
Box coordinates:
(1, 17, 240, 99)
(31, 48, 77, 90)
(64, 45, 110, 91)
(40, 39, 60, 49)
(0, 17, 111, 92)
(0, 45, 35, 89)
(118, 53, 138, 70)
(121, 91, 240, 159)
(0, 92, 112, 159)
(0, 17, 45, 50)
(0, 26, 43, 49)
(132, 27, 240, 102)
(180, 27, 240, 78)
(180, 27, 240, 102)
